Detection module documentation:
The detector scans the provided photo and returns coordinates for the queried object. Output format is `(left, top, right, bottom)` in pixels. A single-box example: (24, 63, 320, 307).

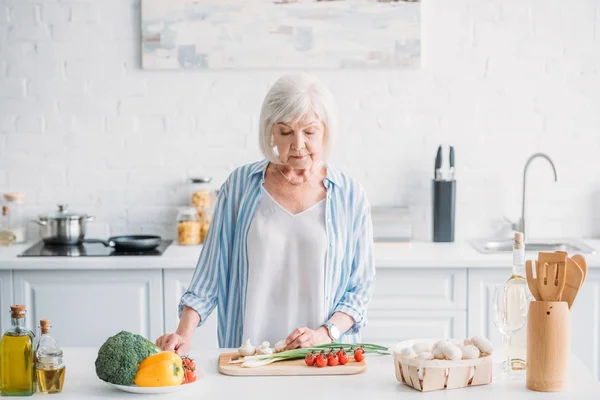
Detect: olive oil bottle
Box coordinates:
(0, 305, 35, 396)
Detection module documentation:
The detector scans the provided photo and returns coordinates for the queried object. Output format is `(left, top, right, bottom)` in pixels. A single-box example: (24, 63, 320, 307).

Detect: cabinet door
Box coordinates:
(0, 271, 12, 334)
(13, 270, 163, 347)
(467, 268, 510, 348)
(361, 309, 467, 347)
(371, 268, 467, 310)
(570, 269, 600, 381)
(163, 269, 218, 351)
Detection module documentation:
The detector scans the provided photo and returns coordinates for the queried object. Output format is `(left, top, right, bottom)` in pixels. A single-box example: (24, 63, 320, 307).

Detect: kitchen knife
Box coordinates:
(449, 146, 455, 181)
(435, 145, 442, 180)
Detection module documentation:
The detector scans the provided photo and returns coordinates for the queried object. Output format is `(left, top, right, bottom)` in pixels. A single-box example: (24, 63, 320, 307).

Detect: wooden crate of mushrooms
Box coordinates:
(393, 337, 493, 392)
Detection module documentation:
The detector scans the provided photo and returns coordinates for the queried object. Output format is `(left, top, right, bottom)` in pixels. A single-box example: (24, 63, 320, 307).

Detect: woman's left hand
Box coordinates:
(284, 326, 332, 351)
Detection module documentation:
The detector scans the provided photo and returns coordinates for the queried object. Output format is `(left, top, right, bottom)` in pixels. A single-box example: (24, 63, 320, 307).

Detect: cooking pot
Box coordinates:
(33, 204, 95, 245)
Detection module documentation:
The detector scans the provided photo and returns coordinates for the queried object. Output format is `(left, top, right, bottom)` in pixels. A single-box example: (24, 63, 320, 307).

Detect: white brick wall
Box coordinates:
(1, 0, 599, 242)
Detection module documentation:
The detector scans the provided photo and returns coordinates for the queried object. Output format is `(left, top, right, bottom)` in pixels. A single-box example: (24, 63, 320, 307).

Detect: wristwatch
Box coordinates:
(322, 321, 341, 343)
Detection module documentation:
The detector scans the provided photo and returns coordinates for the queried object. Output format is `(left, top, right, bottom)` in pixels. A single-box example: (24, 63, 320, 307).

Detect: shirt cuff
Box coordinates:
(333, 303, 364, 333)
(178, 292, 213, 328)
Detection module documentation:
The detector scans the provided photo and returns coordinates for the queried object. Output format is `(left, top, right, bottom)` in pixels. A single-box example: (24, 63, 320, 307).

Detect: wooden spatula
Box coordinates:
(561, 257, 584, 309)
(526, 260, 542, 301)
(572, 254, 587, 282)
(536, 252, 567, 302)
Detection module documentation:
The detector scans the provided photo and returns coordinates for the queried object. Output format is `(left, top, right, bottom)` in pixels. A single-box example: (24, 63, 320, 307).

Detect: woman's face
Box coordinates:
(272, 111, 325, 170)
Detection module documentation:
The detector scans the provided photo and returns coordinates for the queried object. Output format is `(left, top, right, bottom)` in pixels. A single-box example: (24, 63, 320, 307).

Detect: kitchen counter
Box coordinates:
(50, 348, 600, 399)
(1, 239, 599, 270)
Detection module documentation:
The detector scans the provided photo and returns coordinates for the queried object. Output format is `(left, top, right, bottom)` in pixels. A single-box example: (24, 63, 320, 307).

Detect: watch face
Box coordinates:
(330, 325, 341, 339)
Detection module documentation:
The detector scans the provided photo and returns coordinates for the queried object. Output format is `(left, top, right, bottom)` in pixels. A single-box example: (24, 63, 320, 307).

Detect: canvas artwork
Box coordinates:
(141, 0, 421, 70)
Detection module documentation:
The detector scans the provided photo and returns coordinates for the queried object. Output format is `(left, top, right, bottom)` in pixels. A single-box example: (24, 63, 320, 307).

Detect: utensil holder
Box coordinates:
(432, 180, 456, 242)
(526, 301, 570, 392)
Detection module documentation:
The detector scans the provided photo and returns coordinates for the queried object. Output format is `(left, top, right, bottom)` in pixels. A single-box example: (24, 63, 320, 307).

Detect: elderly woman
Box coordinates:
(156, 73, 374, 355)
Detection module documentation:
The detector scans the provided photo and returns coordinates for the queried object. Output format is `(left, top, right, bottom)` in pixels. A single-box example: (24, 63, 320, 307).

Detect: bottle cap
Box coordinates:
(514, 232, 524, 248)
(10, 304, 26, 317)
(40, 319, 50, 334)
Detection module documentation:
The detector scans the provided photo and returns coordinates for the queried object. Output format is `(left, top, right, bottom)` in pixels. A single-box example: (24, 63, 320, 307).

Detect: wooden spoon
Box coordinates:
(536, 252, 567, 302)
(561, 257, 584, 309)
(572, 254, 587, 282)
(526, 260, 542, 301)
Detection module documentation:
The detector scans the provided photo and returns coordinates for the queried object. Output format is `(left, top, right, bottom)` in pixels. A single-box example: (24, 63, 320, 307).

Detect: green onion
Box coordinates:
(230, 343, 390, 368)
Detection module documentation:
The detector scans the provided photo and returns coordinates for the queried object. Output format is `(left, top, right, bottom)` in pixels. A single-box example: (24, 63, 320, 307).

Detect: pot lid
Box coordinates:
(38, 205, 89, 221)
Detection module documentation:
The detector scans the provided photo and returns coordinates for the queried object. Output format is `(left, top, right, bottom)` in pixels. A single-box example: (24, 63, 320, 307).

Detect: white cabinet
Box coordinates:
(362, 309, 467, 347)
(569, 269, 600, 381)
(467, 268, 511, 348)
(365, 268, 467, 346)
(468, 268, 600, 381)
(13, 270, 163, 347)
(163, 269, 218, 351)
(0, 271, 12, 334)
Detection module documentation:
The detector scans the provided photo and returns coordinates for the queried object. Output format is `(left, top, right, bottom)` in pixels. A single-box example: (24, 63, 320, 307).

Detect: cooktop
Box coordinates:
(19, 240, 173, 257)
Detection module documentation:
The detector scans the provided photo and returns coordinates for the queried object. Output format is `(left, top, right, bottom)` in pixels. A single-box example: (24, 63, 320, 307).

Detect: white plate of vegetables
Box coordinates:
(107, 380, 199, 395)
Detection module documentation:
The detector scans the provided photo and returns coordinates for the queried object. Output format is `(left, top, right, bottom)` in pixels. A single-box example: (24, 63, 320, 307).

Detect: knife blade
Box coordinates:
(435, 145, 443, 180)
(449, 146, 455, 181)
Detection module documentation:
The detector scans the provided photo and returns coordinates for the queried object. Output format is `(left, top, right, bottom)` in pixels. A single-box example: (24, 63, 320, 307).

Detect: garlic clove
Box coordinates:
(259, 341, 271, 349)
(256, 347, 274, 355)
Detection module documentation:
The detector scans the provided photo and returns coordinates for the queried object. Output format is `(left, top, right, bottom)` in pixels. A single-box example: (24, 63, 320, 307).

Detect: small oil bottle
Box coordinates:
(35, 320, 65, 394)
(0, 305, 35, 396)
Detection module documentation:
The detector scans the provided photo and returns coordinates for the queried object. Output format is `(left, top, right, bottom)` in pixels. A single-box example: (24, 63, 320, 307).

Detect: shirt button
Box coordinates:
(330, 242, 334, 247)
(327, 218, 331, 222)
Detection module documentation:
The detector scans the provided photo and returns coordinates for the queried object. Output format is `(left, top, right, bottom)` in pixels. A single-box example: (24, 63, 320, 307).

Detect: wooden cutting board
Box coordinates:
(218, 352, 367, 376)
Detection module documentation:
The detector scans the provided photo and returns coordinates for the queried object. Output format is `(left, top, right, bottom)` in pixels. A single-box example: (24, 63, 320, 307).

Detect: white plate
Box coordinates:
(107, 380, 198, 394)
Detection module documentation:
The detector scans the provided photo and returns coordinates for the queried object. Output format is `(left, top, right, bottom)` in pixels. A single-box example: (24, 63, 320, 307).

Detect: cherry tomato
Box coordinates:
(305, 353, 315, 367)
(184, 369, 197, 383)
(337, 350, 349, 365)
(354, 348, 365, 362)
(315, 354, 327, 368)
(327, 353, 338, 366)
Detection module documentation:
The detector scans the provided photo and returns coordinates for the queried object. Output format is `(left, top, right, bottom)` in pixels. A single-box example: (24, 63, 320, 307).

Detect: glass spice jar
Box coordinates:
(177, 207, 200, 246)
(35, 348, 65, 394)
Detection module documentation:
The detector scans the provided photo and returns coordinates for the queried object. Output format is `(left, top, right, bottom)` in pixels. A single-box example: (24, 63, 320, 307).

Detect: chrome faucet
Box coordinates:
(517, 153, 558, 239)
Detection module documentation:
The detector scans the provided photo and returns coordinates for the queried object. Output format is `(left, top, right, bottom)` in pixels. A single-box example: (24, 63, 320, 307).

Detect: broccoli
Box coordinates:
(95, 330, 161, 386)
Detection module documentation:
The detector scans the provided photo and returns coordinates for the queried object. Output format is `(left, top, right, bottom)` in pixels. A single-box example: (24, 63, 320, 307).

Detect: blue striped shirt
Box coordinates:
(179, 159, 375, 348)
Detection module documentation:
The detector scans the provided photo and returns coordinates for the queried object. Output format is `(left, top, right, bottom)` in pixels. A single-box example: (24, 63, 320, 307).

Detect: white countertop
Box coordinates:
(51, 348, 600, 399)
(1, 240, 599, 270)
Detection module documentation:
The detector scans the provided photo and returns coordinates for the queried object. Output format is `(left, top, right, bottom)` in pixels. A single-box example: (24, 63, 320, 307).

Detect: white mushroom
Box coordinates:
(464, 338, 473, 346)
(274, 340, 287, 353)
(442, 345, 462, 361)
(397, 347, 417, 358)
(412, 342, 432, 354)
(417, 351, 434, 360)
(256, 341, 273, 355)
(432, 342, 448, 360)
(238, 339, 256, 356)
(431, 339, 449, 351)
(470, 336, 494, 355)
(461, 345, 481, 360)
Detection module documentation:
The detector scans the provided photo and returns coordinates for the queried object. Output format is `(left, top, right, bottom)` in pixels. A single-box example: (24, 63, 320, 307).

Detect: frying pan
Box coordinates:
(83, 235, 162, 251)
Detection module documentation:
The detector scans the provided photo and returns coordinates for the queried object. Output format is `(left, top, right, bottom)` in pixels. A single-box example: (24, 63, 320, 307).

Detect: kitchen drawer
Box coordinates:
(370, 268, 467, 310)
(13, 269, 163, 347)
(361, 309, 467, 347)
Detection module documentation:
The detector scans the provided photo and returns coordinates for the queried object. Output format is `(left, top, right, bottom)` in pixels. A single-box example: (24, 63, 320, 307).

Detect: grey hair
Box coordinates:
(258, 73, 338, 163)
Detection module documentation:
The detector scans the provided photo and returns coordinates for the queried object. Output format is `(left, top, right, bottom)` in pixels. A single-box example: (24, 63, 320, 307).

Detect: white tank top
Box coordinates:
(243, 187, 327, 346)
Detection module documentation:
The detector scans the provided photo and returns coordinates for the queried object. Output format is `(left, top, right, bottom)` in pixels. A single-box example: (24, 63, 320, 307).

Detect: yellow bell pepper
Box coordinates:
(134, 351, 183, 387)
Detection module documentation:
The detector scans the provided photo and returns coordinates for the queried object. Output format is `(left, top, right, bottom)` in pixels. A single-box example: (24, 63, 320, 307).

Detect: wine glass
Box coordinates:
(492, 283, 530, 379)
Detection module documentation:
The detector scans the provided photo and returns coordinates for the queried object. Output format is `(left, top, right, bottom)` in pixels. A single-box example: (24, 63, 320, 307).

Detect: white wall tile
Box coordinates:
(0, 0, 598, 241)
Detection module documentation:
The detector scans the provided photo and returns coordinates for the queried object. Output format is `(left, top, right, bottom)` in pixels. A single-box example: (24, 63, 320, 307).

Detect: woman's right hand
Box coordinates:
(155, 333, 191, 356)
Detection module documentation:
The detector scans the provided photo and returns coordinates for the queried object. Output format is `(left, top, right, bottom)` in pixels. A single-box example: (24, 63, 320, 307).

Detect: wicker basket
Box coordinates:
(393, 339, 493, 392)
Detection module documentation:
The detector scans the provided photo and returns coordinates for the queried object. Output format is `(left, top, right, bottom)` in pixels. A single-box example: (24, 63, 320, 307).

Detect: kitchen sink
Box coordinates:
(470, 238, 597, 255)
